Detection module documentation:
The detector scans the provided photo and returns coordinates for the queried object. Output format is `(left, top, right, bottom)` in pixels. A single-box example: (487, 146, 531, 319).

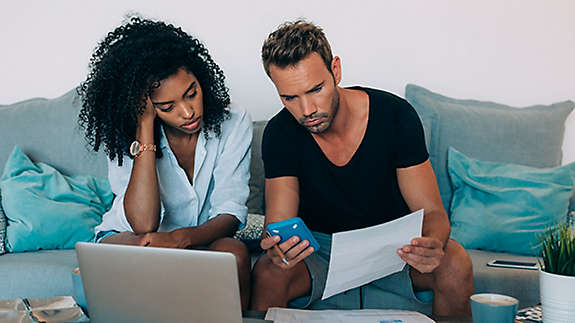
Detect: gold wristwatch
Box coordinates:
(129, 140, 156, 158)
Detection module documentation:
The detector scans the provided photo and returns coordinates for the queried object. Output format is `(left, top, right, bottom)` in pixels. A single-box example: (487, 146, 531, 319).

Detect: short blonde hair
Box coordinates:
(261, 19, 333, 76)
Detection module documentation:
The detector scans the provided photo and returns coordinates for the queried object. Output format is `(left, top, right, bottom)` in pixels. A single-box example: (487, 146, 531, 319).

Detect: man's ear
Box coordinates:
(331, 56, 342, 85)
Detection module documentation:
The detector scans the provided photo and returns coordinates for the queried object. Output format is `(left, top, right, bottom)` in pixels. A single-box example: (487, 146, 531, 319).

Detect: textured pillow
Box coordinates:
(234, 213, 264, 252)
(0, 146, 114, 252)
(234, 213, 264, 241)
(448, 148, 575, 255)
(405, 84, 574, 212)
(0, 190, 6, 255)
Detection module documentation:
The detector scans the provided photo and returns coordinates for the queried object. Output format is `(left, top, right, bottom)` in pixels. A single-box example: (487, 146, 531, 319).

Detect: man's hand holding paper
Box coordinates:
(322, 209, 425, 300)
(398, 236, 445, 274)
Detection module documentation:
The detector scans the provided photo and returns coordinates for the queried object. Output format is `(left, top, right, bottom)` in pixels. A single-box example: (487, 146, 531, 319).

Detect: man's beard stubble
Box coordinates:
(299, 88, 340, 134)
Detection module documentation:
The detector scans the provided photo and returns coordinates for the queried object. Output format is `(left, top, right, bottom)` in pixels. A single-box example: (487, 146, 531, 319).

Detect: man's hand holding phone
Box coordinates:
(260, 217, 319, 270)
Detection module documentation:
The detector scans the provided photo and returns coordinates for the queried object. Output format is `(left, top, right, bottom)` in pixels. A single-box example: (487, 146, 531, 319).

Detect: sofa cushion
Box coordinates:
(1, 147, 113, 252)
(468, 249, 539, 308)
(405, 84, 574, 212)
(448, 148, 575, 255)
(0, 89, 107, 178)
(0, 250, 78, 300)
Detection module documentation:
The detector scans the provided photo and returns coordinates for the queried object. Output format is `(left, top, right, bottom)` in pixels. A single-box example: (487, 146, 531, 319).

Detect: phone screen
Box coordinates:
(487, 259, 538, 270)
(493, 260, 537, 267)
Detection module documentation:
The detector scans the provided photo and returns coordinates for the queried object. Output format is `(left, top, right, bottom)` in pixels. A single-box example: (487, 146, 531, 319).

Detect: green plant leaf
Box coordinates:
(539, 222, 575, 276)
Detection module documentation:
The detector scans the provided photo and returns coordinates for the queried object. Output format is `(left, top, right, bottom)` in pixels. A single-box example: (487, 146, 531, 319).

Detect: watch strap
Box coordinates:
(135, 143, 156, 158)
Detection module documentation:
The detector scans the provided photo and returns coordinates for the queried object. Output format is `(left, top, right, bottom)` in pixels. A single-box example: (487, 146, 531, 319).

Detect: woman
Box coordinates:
(78, 17, 252, 309)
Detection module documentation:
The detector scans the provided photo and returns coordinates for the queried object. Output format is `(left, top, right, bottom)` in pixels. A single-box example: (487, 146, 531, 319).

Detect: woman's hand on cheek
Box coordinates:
(138, 96, 157, 125)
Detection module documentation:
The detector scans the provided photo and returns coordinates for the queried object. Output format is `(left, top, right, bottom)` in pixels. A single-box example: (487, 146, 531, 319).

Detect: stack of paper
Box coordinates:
(265, 308, 435, 323)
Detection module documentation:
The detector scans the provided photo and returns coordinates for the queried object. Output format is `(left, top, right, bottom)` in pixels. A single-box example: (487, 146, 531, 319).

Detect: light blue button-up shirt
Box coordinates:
(96, 107, 252, 234)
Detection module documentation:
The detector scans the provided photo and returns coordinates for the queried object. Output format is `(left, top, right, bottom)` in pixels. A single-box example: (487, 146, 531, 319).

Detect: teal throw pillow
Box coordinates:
(0, 146, 114, 252)
(448, 148, 575, 255)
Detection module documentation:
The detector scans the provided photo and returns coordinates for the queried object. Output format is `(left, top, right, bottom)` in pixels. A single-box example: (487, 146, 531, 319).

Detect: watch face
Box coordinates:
(130, 141, 141, 156)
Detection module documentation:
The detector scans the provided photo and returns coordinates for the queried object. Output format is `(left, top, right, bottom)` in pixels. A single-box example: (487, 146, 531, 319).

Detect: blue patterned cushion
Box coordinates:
(234, 213, 264, 241)
(234, 213, 264, 252)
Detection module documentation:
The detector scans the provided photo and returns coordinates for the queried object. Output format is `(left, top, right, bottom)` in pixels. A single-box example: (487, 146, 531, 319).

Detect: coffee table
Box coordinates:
(249, 311, 525, 322)
(247, 310, 472, 322)
(434, 317, 529, 323)
(432, 316, 472, 323)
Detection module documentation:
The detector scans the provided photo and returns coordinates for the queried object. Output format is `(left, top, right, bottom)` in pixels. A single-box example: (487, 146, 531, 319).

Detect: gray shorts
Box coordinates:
(289, 231, 433, 314)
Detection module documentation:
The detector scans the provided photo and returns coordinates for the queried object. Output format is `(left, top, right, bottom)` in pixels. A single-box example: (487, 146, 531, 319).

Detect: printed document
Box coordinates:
(322, 209, 424, 299)
(265, 308, 435, 323)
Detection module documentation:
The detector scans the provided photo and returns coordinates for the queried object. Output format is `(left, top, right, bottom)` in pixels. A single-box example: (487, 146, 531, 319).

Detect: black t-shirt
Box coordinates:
(262, 86, 429, 234)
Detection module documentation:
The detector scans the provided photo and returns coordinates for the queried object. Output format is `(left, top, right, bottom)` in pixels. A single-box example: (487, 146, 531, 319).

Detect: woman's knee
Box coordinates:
(210, 237, 250, 264)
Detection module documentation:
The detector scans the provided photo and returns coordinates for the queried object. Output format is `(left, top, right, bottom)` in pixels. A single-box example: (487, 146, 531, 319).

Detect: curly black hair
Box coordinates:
(78, 17, 230, 166)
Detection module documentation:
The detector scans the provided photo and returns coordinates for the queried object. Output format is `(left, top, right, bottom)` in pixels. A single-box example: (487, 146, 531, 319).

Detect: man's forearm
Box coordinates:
(422, 209, 451, 247)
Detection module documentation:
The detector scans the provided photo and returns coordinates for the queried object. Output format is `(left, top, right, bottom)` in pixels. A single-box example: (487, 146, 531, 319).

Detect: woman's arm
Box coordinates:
(123, 98, 161, 233)
(141, 214, 239, 248)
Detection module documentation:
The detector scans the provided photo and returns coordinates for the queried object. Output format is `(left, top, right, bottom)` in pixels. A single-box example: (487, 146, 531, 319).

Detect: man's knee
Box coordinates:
(252, 255, 289, 288)
(443, 239, 473, 275)
(436, 239, 473, 291)
(253, 255, 312, 299)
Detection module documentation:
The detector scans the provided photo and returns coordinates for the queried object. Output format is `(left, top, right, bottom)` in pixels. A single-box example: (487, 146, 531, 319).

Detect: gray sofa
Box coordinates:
(1, 86, 571, 308)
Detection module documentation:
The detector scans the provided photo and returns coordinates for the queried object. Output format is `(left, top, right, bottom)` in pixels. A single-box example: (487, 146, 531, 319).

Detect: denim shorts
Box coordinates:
(289, 231, 433, 314)
(94, 230, 119, 243)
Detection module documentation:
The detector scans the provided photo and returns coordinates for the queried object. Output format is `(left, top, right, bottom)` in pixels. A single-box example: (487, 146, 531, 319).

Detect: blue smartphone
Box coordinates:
(266, 217, 320, 252)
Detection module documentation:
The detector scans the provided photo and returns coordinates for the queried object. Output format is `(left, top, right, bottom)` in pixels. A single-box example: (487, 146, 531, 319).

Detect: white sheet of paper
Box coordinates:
(265, 308, 435, 323)
(322, 209, 424, 300)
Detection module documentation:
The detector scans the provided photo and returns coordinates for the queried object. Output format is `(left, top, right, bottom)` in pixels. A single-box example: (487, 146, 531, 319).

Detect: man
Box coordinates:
(251, 20, 474, 316)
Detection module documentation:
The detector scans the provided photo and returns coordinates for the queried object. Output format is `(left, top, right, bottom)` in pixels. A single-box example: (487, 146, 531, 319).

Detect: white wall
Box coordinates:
(1, 0, 574, 162)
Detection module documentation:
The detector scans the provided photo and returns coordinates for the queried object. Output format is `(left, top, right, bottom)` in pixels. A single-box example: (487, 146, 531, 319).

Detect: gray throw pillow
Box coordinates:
(0, 190, 6, 255)
(246, 121, 267, 215)
(405, 84, 574, 213)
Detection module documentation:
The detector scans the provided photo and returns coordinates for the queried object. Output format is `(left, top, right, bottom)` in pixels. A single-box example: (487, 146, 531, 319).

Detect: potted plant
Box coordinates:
(538, 219, 575, 323)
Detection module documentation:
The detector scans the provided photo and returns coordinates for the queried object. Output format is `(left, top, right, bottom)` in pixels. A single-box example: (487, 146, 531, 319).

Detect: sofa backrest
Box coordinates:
(406, 84, 575, 214)
(0, 89, 268, 215)
(0, 89, 108, 179)
(3, 87, 571, 218)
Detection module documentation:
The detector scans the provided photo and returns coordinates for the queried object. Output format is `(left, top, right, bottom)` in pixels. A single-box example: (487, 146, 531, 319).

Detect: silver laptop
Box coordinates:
(75, 242, 245, 323)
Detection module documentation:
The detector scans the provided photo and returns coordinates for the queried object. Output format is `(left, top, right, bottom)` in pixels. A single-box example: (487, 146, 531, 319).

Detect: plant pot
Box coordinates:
(539, 270, 575, 323)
